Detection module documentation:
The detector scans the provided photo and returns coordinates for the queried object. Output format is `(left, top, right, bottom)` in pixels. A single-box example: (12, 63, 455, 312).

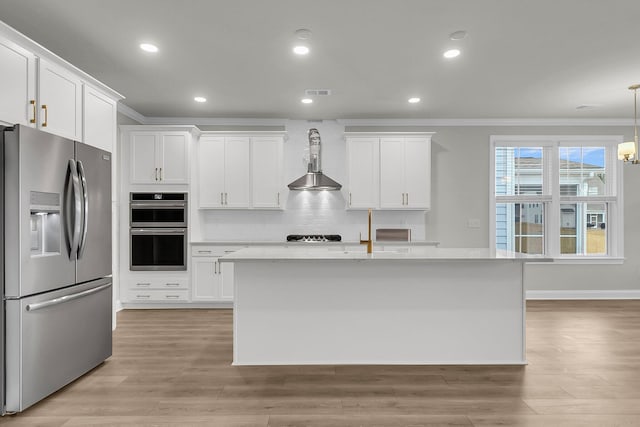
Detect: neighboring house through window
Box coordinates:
(490, 136, 623, 259)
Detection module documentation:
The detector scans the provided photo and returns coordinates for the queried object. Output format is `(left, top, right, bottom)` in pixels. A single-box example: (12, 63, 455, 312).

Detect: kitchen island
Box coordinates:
(219, 247, 550, 366)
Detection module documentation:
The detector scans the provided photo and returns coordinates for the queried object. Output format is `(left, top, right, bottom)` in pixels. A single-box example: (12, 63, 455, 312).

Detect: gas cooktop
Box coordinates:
(286, 234, 342, 243)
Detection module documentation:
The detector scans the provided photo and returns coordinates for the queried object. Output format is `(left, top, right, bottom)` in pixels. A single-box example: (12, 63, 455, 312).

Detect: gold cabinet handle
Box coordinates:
(30, 100, 36, 123)
(41, 104, 48, 127)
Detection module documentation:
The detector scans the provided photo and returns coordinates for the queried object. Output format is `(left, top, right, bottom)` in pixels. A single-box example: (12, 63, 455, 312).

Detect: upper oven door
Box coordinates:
(129, 201, 187, 227)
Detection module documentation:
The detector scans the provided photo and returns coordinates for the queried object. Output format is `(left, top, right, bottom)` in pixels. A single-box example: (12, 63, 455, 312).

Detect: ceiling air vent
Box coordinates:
(305, 89, 332, 96)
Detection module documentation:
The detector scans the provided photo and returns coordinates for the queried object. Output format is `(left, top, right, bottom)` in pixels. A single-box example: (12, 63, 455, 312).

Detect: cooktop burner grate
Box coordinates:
(286, 234, 342, 242)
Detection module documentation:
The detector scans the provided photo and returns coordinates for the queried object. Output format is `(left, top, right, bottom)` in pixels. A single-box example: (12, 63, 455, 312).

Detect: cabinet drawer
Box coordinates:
(129, 278, 188, 290)
(128, 289, 189, 302)
(191, 246, 243, 257)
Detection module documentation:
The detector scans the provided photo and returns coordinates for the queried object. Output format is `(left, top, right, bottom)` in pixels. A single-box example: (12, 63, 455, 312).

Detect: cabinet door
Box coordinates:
(219, 261, 234, 301)
(192, 257, 220, 301)
(198, 136, 226, 207)
(346, 137, 379, 209)
(403, 138, 431, 209)
(130, 133, 158, 183)
(251, 136, 283, 208)
(379, 138, 406, 208)
(38, 58, 82, 141)
(159, 133, 189, 184)
(0, 39, 36, 126)
(224, 137, 250, 208)
(83, 85, 116, 152)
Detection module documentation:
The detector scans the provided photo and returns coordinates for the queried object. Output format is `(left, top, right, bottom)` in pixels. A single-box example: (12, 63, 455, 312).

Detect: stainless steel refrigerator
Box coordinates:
(1, 125, 112, 414)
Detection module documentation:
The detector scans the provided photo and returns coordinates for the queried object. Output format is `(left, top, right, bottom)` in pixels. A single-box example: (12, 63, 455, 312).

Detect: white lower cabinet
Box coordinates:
(191, 246, 241, 302)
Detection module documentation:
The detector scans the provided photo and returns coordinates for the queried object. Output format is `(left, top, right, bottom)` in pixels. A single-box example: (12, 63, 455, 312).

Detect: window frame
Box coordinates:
(490, 135, 624, 261)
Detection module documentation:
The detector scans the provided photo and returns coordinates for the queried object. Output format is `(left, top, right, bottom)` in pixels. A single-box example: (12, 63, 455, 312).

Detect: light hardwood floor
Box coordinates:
(3, 301, 640, 426)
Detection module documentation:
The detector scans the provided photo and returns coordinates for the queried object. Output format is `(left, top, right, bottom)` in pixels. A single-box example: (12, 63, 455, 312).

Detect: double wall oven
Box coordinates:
(130, 193, 187, 270)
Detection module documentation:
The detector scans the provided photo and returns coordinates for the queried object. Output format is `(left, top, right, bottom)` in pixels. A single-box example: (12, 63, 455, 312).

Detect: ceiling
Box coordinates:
(1, 0, 639, 120)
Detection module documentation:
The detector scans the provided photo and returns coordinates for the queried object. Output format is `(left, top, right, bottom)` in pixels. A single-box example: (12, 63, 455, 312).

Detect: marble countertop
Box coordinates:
(218, 246, 552, 262)
(191, 240, 440, 246)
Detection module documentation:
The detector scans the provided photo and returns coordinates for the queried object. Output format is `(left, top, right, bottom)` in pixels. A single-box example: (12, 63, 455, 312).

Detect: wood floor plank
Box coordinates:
(4, 301, 640, 426)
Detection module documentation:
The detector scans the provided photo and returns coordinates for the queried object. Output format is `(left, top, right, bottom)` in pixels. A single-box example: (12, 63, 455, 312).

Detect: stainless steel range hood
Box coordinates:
(288, 128, 342, 191)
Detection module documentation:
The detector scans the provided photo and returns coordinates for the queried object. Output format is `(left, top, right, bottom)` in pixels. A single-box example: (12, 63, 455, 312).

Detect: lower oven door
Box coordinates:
(130, 228, 187, 271)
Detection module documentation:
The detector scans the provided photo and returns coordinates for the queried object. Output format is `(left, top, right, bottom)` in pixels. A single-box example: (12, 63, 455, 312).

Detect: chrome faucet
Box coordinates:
(359, 208, 373, 254)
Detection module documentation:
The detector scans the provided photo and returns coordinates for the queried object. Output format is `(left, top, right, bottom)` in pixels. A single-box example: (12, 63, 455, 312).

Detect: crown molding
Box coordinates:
(0, 20, 124, 101)
(144, 116, 289, 126)
(338, 118, 634, 127)
(117, 103, 147, 124)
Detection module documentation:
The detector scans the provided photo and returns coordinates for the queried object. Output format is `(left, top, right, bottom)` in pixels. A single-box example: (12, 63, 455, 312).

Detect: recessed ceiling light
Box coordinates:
(408, 97, 421, 104)
(139, 43, 159, 53)
(194, 96, 207, 103)
(293, 45, 310, 55)
(301, 98, 313, 104)
(295, 28, 312, 40)
(449, 30, 468, 40)
(443, 49, 461, 59)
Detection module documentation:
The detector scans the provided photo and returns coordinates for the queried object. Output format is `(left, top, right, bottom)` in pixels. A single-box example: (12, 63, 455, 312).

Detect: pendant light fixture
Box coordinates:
(618, 84, 640, 164)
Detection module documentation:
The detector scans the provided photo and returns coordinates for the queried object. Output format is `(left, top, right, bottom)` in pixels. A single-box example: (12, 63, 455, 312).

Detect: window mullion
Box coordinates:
(547, 143, 560, 257)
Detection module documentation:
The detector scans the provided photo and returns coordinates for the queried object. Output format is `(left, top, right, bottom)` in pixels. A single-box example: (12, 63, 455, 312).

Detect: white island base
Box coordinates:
(224, 248, 534, 365)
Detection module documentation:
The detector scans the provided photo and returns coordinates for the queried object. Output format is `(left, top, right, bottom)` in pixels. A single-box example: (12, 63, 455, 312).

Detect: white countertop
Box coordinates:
(191, 240, 440, 246)
(219, 246, 552, 262)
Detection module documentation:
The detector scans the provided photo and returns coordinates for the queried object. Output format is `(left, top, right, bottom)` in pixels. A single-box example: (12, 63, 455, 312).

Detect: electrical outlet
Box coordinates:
(467, 218, 481, 229)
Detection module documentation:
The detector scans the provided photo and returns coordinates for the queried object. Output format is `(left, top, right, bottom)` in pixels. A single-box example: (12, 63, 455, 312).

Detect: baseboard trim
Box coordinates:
(121, 302, 233, 309)
(526, 290, 640, 300)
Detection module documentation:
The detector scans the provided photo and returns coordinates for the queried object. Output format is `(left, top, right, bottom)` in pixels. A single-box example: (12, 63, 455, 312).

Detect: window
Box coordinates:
(490, 136, 623, 259)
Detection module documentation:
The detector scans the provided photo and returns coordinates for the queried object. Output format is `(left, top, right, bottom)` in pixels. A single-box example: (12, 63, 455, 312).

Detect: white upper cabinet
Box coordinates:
(160, 133, 190, 184)
(380, 136, 431, 209)
(1, 23, 122, 140)
(129, 130, 190, 184)
(198, 133, 285, 209)
(37, 58, 83, 141)
(199, 136, 226, 206)
(402, 138, 431, 208)
(251, 136, 284, 209)
(83, 85, 117, 152)
(346, 137, 380, 209)
(198, 135, 250, 208)
(130, 133, 157, 183)
(345, 133, 433, 210)
(0, 38, 36, 127)
(224, 137, 251, 207)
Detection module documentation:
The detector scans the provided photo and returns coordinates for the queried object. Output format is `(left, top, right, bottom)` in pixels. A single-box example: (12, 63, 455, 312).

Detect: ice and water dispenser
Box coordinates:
(29, 191, 61, 256)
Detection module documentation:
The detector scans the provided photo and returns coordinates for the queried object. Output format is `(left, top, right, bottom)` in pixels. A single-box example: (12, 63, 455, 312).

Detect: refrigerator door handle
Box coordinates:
(65, 159, 82, 260)
(77, 160, 89, 259)
(25, 283, 111, 312)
